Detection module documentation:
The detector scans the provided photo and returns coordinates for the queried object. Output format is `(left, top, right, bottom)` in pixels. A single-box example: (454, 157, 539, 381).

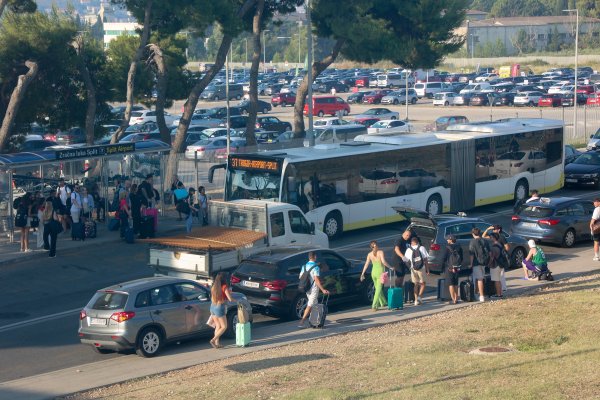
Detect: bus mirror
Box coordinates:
(310, 222, 315, 234)
(208, 163, 226, 183)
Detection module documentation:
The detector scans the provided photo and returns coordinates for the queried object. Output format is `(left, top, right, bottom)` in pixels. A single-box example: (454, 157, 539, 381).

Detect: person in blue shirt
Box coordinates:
(298, 252, 329, 329)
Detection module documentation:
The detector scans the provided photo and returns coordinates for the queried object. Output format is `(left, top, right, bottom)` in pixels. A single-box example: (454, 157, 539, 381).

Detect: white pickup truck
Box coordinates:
(146, 200, 329, 284)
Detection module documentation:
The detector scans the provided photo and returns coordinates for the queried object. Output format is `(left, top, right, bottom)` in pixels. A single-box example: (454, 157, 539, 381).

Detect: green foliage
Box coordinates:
(489, 0, 551, 17)
(545, 25, 563, 51)
(475, 38, 508, 56)
(469, 0, 495, 12)
(7, 0, 37, 14)
(312, 0, 468, 68)
(512, 28, 535, 54)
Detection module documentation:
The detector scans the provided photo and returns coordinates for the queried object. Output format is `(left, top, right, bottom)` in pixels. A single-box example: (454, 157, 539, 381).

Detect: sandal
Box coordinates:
(209, 339, 217, 349)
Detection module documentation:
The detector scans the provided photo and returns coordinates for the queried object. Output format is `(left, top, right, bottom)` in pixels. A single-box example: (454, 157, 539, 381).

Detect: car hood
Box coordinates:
(587, 139, 600, 147)
(565, 163, 600, 174)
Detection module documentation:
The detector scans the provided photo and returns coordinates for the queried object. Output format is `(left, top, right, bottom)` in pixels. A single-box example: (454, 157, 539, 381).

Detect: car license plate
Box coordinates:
(243, 280, 260, 289)
(89, 318, 107, 326)
(565, 178, 577, 183)
(522, 222, 538, 229)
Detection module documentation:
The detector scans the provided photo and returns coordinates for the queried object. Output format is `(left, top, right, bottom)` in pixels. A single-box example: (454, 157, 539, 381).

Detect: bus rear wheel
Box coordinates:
(514, 179, 529, 203)
(324, 212, 342, 240)
(426, 194, 443, 215)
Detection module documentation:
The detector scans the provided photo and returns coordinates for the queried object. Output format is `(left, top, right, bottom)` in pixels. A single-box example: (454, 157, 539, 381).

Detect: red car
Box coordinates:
(355, 76, 370, 87)
(577, 85, 596, 95)
(362, 89, 393, 104)
(271, 92, 296, 107)
(354, 117, 380, 127)
(538, 93, 563, 107)
(587, 93, 600, 106)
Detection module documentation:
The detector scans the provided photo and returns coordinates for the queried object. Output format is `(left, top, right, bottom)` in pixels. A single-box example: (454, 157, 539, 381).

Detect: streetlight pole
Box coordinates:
(262, 29, 270, 73)
(564, 8, 579, 140)
(306, 0, 314, 146)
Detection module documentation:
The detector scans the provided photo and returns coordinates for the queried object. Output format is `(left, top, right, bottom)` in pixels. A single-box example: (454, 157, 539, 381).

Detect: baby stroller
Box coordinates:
(524, 260, 554, 281)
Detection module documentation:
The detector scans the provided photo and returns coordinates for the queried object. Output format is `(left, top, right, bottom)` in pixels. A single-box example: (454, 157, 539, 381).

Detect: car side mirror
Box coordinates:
(310, 222, 315, 234)
(198, 294, 209, 302)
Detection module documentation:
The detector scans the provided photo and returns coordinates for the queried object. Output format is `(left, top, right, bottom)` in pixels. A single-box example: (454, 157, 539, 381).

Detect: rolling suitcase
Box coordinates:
(404, 281, 415, 304)
(71, 222, 85, 241)
(387, 270, 403, 310)
(139, 216, 155, 239)
(144, 207, 158, 231)
(476, 275, 496, 296)
(84, 220, 97, 238)
(124, 227, 135, 244)
(309, 294, 329, 328)
(437, 278, 451, 301)
(236, 322, 251, 347)
(459, 279, 474, 302)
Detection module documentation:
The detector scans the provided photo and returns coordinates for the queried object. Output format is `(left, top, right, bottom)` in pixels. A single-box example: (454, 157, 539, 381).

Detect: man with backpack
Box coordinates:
(488, 233, 508, 299)
(443, 235, 463, 304)
(483, 224, 509, 292)
(297, 252, 329, 329)
(469, 227, 490, 302)
(404, 237, 429, 305)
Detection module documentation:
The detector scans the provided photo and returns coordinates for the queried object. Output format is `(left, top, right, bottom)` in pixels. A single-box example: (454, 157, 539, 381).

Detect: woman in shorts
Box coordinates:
(209, 272, 234, 348)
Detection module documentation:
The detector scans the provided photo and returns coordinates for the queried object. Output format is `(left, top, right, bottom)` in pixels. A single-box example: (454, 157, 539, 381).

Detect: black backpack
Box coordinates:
(446, 245, 462, 268)
(492, 243, 510, 269)
(473, 238, 490, 266)
(298, 263, 317, 293)
(410, 247, 425, 270)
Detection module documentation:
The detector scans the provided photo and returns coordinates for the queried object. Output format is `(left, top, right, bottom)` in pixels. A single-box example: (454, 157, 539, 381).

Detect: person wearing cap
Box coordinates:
(442, 234, 462, 304)
(590, 198, 600, 261)
(483, 224, 510, 292)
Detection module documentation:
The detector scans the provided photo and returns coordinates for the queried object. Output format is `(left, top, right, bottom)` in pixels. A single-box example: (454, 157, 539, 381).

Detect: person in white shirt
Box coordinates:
(526, 190, 540, 203)
(70, 185, 82, 224)
(591, 198, 600, 261)
(404, 237, 430, 305)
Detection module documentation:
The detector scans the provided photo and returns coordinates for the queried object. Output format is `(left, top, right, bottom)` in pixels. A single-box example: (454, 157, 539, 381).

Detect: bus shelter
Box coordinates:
(0, 140, 170, 243)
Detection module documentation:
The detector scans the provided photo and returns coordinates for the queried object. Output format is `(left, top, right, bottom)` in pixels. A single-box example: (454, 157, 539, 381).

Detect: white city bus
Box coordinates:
(222, 118, 564, 239)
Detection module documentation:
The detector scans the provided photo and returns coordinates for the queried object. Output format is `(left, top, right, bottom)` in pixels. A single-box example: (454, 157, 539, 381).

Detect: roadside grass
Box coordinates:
(69, 274, 600, 400)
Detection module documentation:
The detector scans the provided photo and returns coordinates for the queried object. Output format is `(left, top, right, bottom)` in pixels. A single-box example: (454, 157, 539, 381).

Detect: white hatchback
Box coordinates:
(513, 91, 544, 106)
(432, 92, 458, 106)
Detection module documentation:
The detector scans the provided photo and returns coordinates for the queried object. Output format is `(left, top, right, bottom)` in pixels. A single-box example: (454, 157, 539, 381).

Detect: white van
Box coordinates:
(376, 73, 407, 88)
(414, 82, 452, 98)
(459, 82, 492, 94)
(310, 124, 368, 145)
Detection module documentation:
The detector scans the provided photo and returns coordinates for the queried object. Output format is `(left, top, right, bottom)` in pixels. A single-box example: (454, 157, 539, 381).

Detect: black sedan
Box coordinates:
(318, 80, 349, 93)
(235, 99, 272, 115)
(347, 91, 367, 104)
(493, 92, 515, 106)
(255, 116, 292, 133)
(231, 247, 372, 320)
(564, 151, 600, 188)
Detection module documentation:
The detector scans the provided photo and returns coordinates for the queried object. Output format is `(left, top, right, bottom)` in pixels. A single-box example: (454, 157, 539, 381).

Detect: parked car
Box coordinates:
(256, 116, 292, 133)
(129, 110, 176, 126)
(564, 144, 582, 165)
(214, 138, 248, 159)
(414, 82, 453, 98)
(432, 92, 459, 106)
(475, 73, 499, 82)
(119, 132, 164, 143)
(354, 117, 380, 127)
(314, 117, 355, 127)
(586, 93, 600, 106)
(576, 85, 596, 95)
(561, 93, 587, 107)
(353, 108, 399, 121)
(587, 129, 600, 150)
(394, 207, 528, 274)
(264, 83, 284, 96)
(511, 197, 594, 247)
(231, 247, 371, 320)
(367, 119, 412, 134)
(78, 277, 252, 357)
(469, 92, 495, 106)
(17, 139, 58, 152)
(218, 115, 249, 129)
(185, 136, 241, 160)
(538, 93, 564, 107)
(200, 83, 243, 101)
(318, 80, 349, 93)
(56, 127, 86, 145)
(514, 91, 544, 106)
(564, 151, 600, 187)
(355, 76, 370, 88)
(347, 91, 367, 104)
(235, 99, 272, 114)
(361, 90, 393, 104)
(303, 96, 351, 117)
(425, 115, 468, 131)
(492, 92, 516, 106)
(453, 92, 476, 106)
(271, 92, 296, 107)
(380, 89, 418, 105)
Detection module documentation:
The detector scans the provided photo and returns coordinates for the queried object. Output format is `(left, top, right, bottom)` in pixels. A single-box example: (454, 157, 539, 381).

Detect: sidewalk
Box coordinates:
(0, 243, 597, 400)
(0, 210, 190, 267)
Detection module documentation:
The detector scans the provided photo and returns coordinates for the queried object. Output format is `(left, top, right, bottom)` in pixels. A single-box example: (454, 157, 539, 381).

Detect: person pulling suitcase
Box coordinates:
(298, 252, 329, 329)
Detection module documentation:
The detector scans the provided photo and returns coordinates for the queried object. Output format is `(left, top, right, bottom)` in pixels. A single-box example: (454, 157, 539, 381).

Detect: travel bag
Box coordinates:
(459, 279, 475, 302)
(139, 216, 155, 239)
(309, 294, 329, 328)
(144, 207, 158, 231)
(71, 221, 85, 241)
(475, 275, 496, 296)
(437, 278, 451, 301)
(387, 270, 403, 310)
(84, 220, 97, 239)
(124, 227, 135, 244)
(236, 322, 251, 347)
(404, 281, 415, 304)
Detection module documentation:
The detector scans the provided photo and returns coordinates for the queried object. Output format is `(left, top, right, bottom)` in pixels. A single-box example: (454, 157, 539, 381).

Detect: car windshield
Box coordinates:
(314, 120, 328, 126)
(131, 111, 143, 117)
(90, 291, 128, 310)
(370, 121, 387, 129)
(519, 206, 554, 218)
(591, 131, 600, 139)
(573, 153, 600, 165)
(235, 261, 279, 280)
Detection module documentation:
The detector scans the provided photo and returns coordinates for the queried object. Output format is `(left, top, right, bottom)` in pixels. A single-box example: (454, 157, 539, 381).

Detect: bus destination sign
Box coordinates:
(55, 143, 136, 161)
(230, 156, 280, 172)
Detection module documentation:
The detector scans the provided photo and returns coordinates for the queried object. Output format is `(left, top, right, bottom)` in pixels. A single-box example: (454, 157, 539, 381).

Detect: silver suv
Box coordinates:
(79, 277, 252, 357)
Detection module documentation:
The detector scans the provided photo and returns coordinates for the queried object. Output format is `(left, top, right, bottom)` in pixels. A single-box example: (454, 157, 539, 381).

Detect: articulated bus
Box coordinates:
(223, 118, 564, 239)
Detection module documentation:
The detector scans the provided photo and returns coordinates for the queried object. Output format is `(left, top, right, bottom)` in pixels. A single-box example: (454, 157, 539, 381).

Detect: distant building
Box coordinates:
(103, 22, 141, 48)
(459, 15, 600, 55)
(466, 9, 487, 21)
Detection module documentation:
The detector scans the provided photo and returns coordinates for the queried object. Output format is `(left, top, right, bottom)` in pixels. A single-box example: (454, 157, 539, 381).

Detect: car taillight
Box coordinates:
(255, 123, 260, 128)
(511, 215, 520, 222)
(262, 280, 288, 290)
(430, 243, 441, 251)
(110, 311, 135, 323)
(230, 275, 241, 285)
(197, 147, 205, 151)
(538, 218, 560, 226)
(381, 178, 398, 185)
(80, 310, 87, 320)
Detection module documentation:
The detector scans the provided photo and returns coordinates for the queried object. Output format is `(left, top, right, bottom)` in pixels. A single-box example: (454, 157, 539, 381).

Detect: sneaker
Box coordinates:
(297, 321, 307, 329)
(479, 296, 485, 302)
(594, 256, 599, 261)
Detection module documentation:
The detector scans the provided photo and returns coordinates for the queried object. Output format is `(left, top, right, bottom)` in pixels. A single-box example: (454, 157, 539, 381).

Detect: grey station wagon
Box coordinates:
(79, 277, 252, 357)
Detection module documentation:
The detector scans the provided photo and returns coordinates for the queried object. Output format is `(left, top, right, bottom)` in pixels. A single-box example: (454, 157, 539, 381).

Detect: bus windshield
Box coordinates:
(226, 167, 281, 201)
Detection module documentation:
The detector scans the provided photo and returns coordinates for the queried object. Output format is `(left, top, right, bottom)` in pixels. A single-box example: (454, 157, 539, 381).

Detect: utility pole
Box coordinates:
(306, 0, 314, 146)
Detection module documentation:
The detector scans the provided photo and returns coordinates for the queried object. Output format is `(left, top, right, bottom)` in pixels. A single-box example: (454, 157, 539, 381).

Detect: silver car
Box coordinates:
(79, 277, 252, 357)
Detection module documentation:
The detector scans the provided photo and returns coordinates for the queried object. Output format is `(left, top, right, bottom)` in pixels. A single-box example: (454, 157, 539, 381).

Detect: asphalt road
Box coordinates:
(0, 186, 597, 383)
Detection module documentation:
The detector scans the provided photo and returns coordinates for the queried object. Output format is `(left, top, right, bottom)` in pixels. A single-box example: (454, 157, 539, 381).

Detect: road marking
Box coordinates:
(0, 308, 80, 333)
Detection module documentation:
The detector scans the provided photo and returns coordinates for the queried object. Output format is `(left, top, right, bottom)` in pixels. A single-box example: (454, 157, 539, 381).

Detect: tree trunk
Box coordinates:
(164, 0, 257, 184)
(243, 0, 264, 147)
(0, 61, 38, 152)
(112, 0, 153, 143)
(0, 0, 9, 20)
(147, 43, 169, 144)
(293, 38, 345, 136)
(76, 43, 97, 146)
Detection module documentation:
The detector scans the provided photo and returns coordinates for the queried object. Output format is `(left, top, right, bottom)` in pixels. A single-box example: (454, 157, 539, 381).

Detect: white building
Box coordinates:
(103, 22, 141, 48)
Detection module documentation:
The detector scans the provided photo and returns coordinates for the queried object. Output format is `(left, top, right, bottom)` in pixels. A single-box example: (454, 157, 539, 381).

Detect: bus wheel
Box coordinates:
(514, 179, 529, 202)
(426, 194, 442, 215)
(324, 212, 342, 239)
